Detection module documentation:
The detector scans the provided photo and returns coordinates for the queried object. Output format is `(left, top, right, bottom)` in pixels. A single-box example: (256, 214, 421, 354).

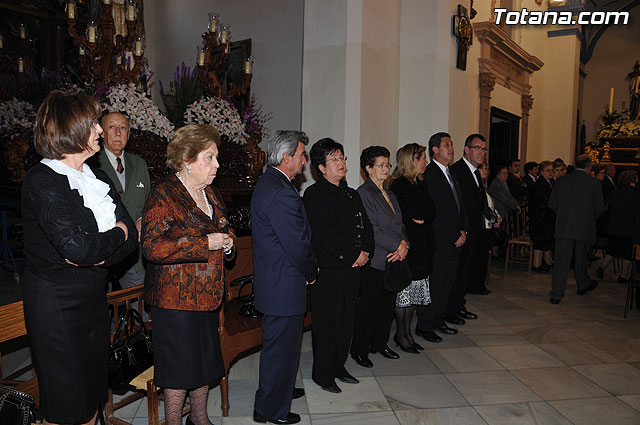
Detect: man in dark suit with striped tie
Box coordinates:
(251, 130, 318, 424)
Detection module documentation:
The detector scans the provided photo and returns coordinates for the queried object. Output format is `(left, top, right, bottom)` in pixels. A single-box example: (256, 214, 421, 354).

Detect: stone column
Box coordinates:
(479, 71, 495, 145)
(521, 94, 534, 162)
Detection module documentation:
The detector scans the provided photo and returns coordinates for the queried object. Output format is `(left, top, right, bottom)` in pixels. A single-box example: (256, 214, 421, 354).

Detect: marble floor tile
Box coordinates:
(466, 296, 524, 311)
(474, 402, 573, 425)
(309, 411, 400, 425)
(550, 397, 640, 425)
(536, 341, 620, 365)
(376, 374, 469, 409)
(228, 351, 260, 379)
(586, 338, 640, 362)
(111, 392, 143, 418)
(466, 334, 529, 346)
(303, 377, 391, 414)
(572, 363, 640, 395)
(219, 415, 309, 424)
(301, 329, 312, 352)
(395, 407, 487, 425)
(457, 313, 504, 328)
(512, 367, 610, 400)
(426, 347, 504, 373)
(369, 350, 440, 376)
(204, 379, 258, 417)
(428, 332, 476, 348)
(507, 324, 583, 344)
(446, 371, 542, 405)
(557, 321, 628, 340)
(481, 344, 565, 369)
(617, 395, 640, 412)
(459, 325, 515, 335)
(485, 310, 550, 326)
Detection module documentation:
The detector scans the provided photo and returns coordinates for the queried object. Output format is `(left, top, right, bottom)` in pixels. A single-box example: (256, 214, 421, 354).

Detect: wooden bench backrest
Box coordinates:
(0, 301, 27, 345)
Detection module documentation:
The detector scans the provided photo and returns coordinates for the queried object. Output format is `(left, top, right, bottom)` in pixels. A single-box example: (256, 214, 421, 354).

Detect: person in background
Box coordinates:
(22, 91, 137, 425)
(530, 161, 555, 273)
(142, 124, 235, 425)
(602, 164, 617, 202)
(488, 164, 519, 223)
(472, 163, 501, 293)
(351, 146, 408, 368)
(507, 158, 526, 204)
(523, 161, 539, 203)
(596, 170, 638, 283)
(303, 138, 374, 394)
(552, 159, 566, 183)
(251, 130, 318, 425)
(389, 143, 434, 352)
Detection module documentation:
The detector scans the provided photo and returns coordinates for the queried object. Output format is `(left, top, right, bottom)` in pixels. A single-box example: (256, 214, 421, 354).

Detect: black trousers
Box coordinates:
(310, 267, 360, 386)
(446, 239, 479, 316)
(550, 238, 593, 299)
(469, 229, 493, 293)
(417, 254, 460, 331)
(254, 314, 304, 420)
(351, 266, 396, 356)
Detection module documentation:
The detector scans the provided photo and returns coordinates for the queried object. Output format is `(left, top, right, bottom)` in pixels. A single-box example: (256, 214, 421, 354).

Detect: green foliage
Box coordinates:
(159, 63, 203, 128)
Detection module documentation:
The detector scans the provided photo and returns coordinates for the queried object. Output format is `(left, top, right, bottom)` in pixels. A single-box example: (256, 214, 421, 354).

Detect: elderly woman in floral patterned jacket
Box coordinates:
(142, 124, 235, 425)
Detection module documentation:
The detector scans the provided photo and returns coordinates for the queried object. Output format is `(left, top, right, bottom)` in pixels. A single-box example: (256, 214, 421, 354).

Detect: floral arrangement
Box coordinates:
(242, 96, 272, 136)
(184, 96, 248, 144)
(103, 82, 175, 140)
(159, 63, 203, 128)
(596, 109, 640, 140)
(0, 98, 36, 135)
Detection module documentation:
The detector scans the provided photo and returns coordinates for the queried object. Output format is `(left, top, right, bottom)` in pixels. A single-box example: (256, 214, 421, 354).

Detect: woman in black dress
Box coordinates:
(389, 143, 434, 352)
(303, 138, 374, 394)
(530, 161, 555, 273)
(22, 91, 137, 425)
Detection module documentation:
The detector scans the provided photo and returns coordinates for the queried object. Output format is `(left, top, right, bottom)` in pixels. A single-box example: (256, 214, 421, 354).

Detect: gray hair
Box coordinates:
(574, 154, 592, 170)
(265, 130, 309, 167)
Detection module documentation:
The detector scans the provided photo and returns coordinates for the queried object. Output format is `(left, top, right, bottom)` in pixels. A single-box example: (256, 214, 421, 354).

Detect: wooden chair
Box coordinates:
(624, 244, 640, 318)
(505, 207, 533, 272)
(0, 300, 39, 409)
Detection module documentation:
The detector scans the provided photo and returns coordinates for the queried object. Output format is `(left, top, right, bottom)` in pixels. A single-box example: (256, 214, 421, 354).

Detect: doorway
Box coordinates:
(489, 107, 521, 181)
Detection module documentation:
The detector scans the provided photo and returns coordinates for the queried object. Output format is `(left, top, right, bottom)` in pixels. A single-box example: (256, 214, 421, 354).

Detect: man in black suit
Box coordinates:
(447, 134, 489, 326)
(548, 154, 606, 304)
(507, 158, 526, 204)
(415, 132, 467, 343)
(602, 164, 617, 202)
(252, 130, 318, 424)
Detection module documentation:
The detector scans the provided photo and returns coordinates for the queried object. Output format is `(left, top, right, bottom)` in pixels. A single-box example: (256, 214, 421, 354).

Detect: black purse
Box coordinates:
(384, 259, 412, 292)
(0, 386, 35, 425)
(108, 309, 153, 390)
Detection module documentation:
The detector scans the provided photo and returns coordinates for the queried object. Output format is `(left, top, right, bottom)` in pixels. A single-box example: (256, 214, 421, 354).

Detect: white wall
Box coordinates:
(582, 5, 640, 143)
(145, 0, 304, 131)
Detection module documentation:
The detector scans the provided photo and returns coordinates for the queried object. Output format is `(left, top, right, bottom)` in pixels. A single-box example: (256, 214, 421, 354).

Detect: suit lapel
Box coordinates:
(99, 149, 123, 192)
(124, 152, 135, 192)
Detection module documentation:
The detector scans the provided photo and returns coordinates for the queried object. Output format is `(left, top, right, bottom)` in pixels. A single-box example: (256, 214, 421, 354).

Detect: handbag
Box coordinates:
(231, 275, 263, 319)
(384, 259, 412, 292)
(0, 386, 35, 425)
(108, 309, 153, 390)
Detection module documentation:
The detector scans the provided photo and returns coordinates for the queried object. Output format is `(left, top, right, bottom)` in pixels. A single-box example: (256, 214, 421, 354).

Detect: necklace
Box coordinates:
(176, 172, 213, 218)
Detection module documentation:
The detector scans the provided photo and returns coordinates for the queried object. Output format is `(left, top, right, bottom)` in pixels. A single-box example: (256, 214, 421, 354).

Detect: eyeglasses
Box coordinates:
(374, 164, 392, 170)
(469, 145, 487, 152)
(326, 156, 347, 163)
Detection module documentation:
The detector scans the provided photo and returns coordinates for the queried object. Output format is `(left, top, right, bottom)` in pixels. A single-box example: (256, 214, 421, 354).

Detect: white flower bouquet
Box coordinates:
(0, 98, 35, 134)
(184, 96, 248, 144)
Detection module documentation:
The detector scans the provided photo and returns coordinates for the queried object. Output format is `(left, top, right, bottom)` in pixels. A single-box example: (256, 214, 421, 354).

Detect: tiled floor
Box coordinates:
(3, 260, 640, 424)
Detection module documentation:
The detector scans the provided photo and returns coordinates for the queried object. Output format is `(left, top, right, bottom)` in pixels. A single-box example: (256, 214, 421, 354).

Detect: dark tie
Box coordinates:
(445, 167, 460, 212)
(116, 157, 124, 174)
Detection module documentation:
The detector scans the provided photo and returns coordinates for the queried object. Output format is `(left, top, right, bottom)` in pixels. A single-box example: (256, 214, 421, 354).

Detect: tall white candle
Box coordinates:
(609, 88, 614, 114)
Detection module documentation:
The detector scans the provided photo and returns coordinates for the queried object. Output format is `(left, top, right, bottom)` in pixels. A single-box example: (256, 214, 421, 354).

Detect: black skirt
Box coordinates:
(22, 268, 109, 424)
(606, 234, 633, 260)
(150, 306, 225, 389)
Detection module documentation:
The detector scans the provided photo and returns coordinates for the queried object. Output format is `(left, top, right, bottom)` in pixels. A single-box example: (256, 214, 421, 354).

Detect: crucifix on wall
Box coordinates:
(453, 4, 473, 71)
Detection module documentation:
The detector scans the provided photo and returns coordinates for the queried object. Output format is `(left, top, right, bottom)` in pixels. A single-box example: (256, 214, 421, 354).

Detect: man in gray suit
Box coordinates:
(96, 112, 151, 288)
(548, 154, 606, 304)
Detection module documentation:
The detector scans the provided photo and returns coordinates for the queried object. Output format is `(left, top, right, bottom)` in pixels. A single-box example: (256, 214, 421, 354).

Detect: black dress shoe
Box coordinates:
(436, 324, 458, 335)
(370, 346, 400, 359)
(186, 415, 195, 425)
(445, 314, 465, 325)
(457, 308, 478, 320)
(595, 267, 604, 279)
(292, 387, 305, 399)
(318, 382, 342, 393)
(412, 341, 424, 350)
(532, 266, 548, 273)
(415, 328, 442, 343)
(577, 280, 598, 295)
(253, 410, 301, 424)
(393, 334, 419, 354)
(336, 372, 359, 384)
(351, 354, 373, 368)
(550, 298, 560, 305)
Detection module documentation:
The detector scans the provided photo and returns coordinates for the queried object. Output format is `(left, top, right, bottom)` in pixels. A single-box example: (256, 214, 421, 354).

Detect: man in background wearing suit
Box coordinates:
(447, 134, 487, 325)
(252, 130, 318, 425)
(602, 164, 617, 202)
(507, 159, 526, 205)
(96, 112, 150, 288)
(548, 154, 606, 304)
(416, 132, 467, 343)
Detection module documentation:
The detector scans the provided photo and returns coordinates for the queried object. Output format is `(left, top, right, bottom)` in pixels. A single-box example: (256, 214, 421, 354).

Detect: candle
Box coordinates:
(88, 23, 96, 43)
(79, 44, 85, 55)
(19, 24, 26, 39)
(103, 0, 111, 4)
(220, 24, 229, 44)
(244, 57, 252, 74)
(18, 58, 24, 73)
(198, 49, 205, 66)
(67, 1, 75, 20)
(126, 2, 136, 21)
(208, 13, 219, 33)
(0, 34, 4, 49)
(609, 88, 614, 114)
(224, 42, 230, 54)
(134, 39, 143, 56)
